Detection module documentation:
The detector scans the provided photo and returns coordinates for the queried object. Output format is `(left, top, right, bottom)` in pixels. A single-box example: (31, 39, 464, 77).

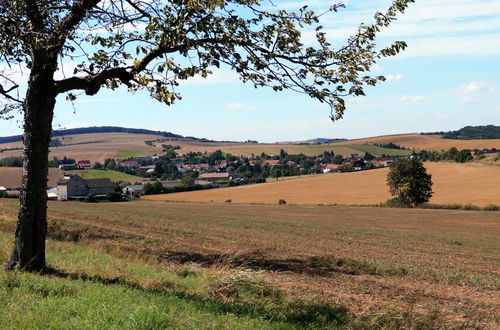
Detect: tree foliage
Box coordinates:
(1, 0, 413, 120)
(386, 158, 433, 207)
(0, 0, 414, 271)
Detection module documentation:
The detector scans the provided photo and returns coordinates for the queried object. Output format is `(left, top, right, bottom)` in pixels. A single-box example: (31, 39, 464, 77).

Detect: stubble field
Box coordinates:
(337, 133, 500, 151)
(0, 198, 498, 327)
(144, 162, 500, 206)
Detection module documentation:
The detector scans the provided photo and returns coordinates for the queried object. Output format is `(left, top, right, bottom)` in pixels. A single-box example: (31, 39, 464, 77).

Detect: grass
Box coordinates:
(342, 144, 413, 157)
(79, 169, 143, 181)
(116, 150, 158, 160)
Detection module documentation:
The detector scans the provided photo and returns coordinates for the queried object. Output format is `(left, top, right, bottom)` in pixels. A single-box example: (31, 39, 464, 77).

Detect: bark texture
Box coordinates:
(7, 55, 57, 272)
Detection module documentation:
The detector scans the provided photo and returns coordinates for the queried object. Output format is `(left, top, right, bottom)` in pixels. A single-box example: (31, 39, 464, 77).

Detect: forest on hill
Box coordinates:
(423, 125, 500, 140)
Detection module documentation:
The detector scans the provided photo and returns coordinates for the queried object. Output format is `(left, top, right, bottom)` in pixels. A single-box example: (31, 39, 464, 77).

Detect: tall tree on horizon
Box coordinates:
(0, 0, 413, 272)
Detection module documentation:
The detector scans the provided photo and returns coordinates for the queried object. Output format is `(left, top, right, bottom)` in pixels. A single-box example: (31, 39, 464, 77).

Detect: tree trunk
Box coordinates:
(7, 59, 57, 272)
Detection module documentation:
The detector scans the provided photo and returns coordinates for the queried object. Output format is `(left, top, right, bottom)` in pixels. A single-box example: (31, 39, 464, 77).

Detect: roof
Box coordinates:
(0, 186, 7, 191)
(86, 178, 114, 188)
(199, 172, 230, 179)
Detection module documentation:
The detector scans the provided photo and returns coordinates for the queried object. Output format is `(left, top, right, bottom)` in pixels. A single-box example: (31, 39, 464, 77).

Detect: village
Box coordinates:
(0, 146, 401, 201)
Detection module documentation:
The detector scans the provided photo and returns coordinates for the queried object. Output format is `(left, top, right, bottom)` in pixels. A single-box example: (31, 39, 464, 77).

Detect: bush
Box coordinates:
(225, 199, 232, 203)
(107, 191, 124, 202)
(278, 199, 286, 205)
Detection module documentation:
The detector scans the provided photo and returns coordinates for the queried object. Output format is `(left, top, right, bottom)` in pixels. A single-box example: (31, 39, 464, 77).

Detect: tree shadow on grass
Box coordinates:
(43, 266, 350, 328)
(159, 251, 407, 277)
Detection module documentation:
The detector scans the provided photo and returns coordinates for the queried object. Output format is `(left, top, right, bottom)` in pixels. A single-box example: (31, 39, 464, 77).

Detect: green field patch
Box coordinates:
(79, 169, 142, 181)
(116, 150, 158, 160)
(344, 144, 413, 157)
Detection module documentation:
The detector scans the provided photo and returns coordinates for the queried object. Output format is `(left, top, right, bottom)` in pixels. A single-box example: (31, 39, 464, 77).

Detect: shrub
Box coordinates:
(225, 199, 232, 203)
(278, 199, 286, 205)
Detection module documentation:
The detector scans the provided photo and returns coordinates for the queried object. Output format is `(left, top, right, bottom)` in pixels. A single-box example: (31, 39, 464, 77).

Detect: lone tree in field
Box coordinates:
(0, 0, 413, 271)
(386, 158, 433, 207)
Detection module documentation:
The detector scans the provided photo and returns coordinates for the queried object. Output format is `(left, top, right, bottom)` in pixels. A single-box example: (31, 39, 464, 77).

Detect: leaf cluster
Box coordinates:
(0, 0, 414, 119)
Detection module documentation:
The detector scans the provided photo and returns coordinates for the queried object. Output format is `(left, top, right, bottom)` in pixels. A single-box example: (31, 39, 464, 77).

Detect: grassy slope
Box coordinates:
(0, 222, 348, 329)
(79, 169, 143, 181)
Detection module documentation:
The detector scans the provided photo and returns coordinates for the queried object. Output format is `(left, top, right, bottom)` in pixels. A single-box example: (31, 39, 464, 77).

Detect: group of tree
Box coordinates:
(422, 125, 500, 140)
(413, 147, 473, 163)
(0, 0, 413, 272)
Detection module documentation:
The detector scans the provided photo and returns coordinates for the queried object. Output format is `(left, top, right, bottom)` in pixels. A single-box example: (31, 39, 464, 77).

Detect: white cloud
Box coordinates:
(385, 73, 404, 82)
(456, 96, 476, 104)
(400, 95, 425, 103)
(460, 81, 497, 94)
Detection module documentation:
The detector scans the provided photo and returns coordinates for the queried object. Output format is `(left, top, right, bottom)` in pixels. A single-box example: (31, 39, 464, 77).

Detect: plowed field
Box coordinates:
(0, 199, 498, 327)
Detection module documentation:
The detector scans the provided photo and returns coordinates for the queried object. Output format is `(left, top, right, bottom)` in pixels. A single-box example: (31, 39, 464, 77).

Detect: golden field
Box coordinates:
(0, 132, 163, 162)
(144, 162, 500, 206)
(337, 133, 500, 151)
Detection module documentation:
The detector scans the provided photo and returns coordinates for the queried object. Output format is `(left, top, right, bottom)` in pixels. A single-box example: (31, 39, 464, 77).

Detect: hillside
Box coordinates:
(334, 133, 500, 151)
(1, 128, 500, 163)
(144, 162, 500, 207)
(0, 132, 165, 163)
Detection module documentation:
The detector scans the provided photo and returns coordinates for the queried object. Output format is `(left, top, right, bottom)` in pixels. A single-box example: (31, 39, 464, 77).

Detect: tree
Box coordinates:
(386, 158, 433, 207)
(0, 0, 413, 271)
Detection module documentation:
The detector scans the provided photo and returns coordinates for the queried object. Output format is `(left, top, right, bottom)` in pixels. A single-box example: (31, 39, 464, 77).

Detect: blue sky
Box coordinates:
(1, 0, 500, 142)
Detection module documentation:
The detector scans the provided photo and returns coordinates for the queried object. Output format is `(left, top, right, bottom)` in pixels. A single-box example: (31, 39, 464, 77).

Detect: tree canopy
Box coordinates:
(1, 0, 413, 120)
(386, 158, 433, 207)
(0, 0, 414, 272)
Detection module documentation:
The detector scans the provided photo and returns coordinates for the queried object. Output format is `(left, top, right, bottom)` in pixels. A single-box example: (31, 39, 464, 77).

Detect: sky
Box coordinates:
(1, 0, 500, 142)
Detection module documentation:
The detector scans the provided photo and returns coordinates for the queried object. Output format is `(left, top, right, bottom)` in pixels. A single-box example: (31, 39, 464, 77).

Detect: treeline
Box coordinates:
(422, 125, 500, 140)
(413, 147, 473, 163)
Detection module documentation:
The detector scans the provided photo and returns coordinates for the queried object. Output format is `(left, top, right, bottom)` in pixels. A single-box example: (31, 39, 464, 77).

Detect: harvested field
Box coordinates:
(336, 133, 500, 151)
(0, 167, 145, 189)
(0, 133, 164, 162)
(0, 199, 498, 327)
(145, 162, 500, 206)
(0, 167, 63, 188)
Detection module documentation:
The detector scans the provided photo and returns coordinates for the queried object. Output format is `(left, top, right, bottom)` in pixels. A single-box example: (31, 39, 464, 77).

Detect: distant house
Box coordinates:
(322, 164, 341, 173)
(121, 160, 139, 168)
(193, 163, 210, 172)
(198, 172, 230, 181)
(262, 160, 280, 168)
(122, 184, 144, 196)
(57, 174, 114, 200)
(0, 186, 7, 197)
(57, 175, 88, 200)
(77, 160, 93, 169)
(58, 163, 76, 170)
(86, 178, 115, 195)
(372, 158, 393, 167)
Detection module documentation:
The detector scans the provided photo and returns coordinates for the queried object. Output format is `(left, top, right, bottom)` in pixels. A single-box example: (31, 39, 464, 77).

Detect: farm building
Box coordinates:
(57, 174, 114, 200)
(77, 160, 93, 169)
(0, 186, 6, 197)
(198, 172, 230, 181)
